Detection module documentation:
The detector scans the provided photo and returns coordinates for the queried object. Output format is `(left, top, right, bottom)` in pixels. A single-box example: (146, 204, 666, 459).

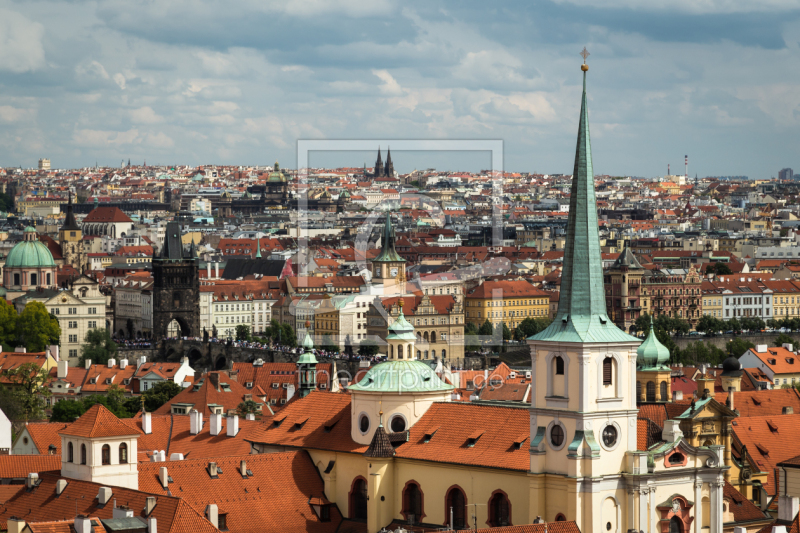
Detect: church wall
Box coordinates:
(350, 393, 451, 446)
(60, 436, 139, 490)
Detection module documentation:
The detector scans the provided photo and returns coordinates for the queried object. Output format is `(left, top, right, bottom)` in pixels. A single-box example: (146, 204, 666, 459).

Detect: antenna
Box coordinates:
(685, 154, 688, 180)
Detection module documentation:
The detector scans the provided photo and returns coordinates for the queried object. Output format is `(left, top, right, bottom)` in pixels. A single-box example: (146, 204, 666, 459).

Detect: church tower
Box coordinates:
(384, 147, 394, 177)
(526, 54, 642, 529)
(374, 147, 384, 178)
(59, 193, 86, 272)
(370, 212, 406, 292)
(152, 221, 200, 339)
(297, 329, 318, 398)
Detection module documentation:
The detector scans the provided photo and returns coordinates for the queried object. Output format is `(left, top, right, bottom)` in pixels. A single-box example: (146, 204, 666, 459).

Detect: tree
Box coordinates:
(727, 317, 741, 333)
(235, 324, 251, 342)
(139, 381, 183, 412)
(775, 333, 799, 347)
(1, 362, 51, 420)
(740, 317, 765, 332)
(0, 300, 19, 350)
(16, 302, 61, 353)
(280, 323, 297, 348)
(0, 192, 15, 212)
(50, 399, 87, 422)
(726, 338, 755, 358)
(478, 319, 494, 337)
(501, 323, 512, 341)
(237, 400, 261, 418)
(695, 315, 723, 335)
(358, 340, 379, 357)
(79, 328, 118, 367)
(464, 322, 481, 352)
(634, 313, 653, 335)
(709, 262, 732, 275)
(321, 335, 339, 353)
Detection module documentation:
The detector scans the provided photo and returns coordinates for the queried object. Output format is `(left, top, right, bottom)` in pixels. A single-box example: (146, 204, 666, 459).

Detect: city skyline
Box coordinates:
(1, 1, 799, 177)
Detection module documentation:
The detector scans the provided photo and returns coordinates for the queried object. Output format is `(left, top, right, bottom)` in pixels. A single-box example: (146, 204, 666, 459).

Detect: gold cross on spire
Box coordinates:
(580, 47, 590, 64)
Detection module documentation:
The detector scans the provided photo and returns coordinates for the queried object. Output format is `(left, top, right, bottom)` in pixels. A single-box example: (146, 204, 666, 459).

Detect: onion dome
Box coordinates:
(721, 355, 743, 377)
(348, 359, 453, 393)
(297, 328, 318, 365)
(386, 300, 415, 341)
(637, 317, 671, 369)
(6, 228, 56, 269)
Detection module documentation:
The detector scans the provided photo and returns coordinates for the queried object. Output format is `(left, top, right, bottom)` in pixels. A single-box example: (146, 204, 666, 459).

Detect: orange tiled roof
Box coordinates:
(153, 372, 268, 416)
(138, 451, 341, 533)
(0, 454, 61, 478)
(715, 388, 800, 417)
(24, 517, 105, 533)
(59, 404, 141, 439)
(733, 413, 800, 495)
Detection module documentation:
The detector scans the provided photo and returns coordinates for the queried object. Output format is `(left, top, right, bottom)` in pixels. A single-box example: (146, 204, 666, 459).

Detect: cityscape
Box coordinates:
(2, 2, 800, 533)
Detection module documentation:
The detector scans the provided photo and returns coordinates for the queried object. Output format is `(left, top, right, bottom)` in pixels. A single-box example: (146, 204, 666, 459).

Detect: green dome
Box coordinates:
(348, 360, 453, 393)
(637, 318, 670, 370)
(6, 235, 55, 269)
(297, 332, 318, 364)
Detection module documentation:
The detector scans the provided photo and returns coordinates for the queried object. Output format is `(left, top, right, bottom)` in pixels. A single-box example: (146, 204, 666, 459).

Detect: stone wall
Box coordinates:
(673, 333, 792, 351)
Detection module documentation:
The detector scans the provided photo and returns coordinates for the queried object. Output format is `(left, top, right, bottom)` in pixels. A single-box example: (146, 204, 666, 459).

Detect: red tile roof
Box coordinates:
(733, 413, 800, 495)
(24, 517, 105, 533)
(82, 207, 133, 223)
(723, 481, 768, 523)
(59, 404, 141, 439)
(0, 454, 61, 478)
(153, 372, 268, 416)
(138, 451, 341, 533)
(715, 388, 800, 417)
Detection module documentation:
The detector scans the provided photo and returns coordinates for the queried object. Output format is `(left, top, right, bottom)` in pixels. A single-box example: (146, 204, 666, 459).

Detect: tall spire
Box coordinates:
(532, 52, 638, 344)
(61, 191, 80, 231)
(255, 238, 261, 258)
(384, 146, 394, 177)
(374, 146, 383, 178)
(373, 211, 404, 263)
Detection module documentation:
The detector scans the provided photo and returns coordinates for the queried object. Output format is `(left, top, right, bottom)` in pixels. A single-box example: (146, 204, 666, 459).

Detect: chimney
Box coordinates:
(673, 390, 683, 401)
(227, 415, 239, 437)
(85, 359, 92, 370)
(778, 496, 800, 521)
(145, 496, 157, 516)
(119, 358, 128, 370)
(771, 527, 787, 533)
(148, 517, 157, 533)
(159, 450, 166, 462)
(784, 406, 794, 415)
(662, 420, 684, 442)
(138, 356, 147, 368)
(26, 473, 38, 489)
(7, 518, 25, 533)
(215, 263, 219, 278)
(208, 462, 218, 477)
(57, 360, 69, 379)
(783, 343, 795, 352)
(169, 453, 184, 461)
(189, 410, 202, 435)
(207, 263, 211, 279)
(246, 413, 255, 421)
(15, 347, 26, 353)
(56, 479, 68, 495)
(74, 516, 92, 533)
(113, 506, 134, 519)
(209, 373, 220, 389)
(286, 384, 295, 401)
(206, 504, 219, 529)
(756, 344, 768, 353)
(159, 467, 169, 489)
(240, 460, 247, 477)
(143, 412, 152, 434)
(97, 486, 112, 505)
(107, 358, 116, 368)
(728, 387, 734, 411)
(210, 413, 222, 436)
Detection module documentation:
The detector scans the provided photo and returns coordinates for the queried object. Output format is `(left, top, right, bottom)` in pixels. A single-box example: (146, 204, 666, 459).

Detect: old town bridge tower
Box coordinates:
(152, 221, 200, 340)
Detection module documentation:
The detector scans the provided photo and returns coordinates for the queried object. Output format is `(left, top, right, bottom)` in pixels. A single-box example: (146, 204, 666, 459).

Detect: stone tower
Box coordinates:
(384, 147, 394, 177)
(152, 221, 200, 340)
(373, 147, 383, 178)
(370, 212, 406, 292)
(59, 193, 86, 272)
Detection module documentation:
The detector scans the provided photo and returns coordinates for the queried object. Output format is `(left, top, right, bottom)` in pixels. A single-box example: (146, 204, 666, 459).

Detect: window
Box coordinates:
(488, 492, 511, 527)
(660, 381, 668, 401)
(602, 425, 617, 447)
(68, 442, 74, 462)
(119, 443, 128, 463)
(69, 335, 78, 343)
(350, 478, 368, 520)
(80, 444, 86, 465)
(69, 349, 78, 358)
(445, 487, 467, 529)
(602, 357, 612, 385)
(68, 321, 77, 328)
(550, 424, 564, 447)
(359, 414, 370, 434)
(218, 514, 228, 531)
(102, 444, 111, 465)
(669, 452, 685, 465)
(402, 483, 423, 524)
(555, 356, 564, 375)
(390, 415, 406, 433)
(646, 381, 656, 402)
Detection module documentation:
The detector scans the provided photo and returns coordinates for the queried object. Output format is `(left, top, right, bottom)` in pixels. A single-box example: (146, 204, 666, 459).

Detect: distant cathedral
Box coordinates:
(371, 147, 394, 178)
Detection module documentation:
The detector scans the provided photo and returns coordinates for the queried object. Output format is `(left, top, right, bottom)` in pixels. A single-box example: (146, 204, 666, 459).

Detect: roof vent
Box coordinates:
(784, 407, 794, 415)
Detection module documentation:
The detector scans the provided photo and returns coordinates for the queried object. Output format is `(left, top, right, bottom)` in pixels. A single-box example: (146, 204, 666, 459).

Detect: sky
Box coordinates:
(1, 0, 799, 178)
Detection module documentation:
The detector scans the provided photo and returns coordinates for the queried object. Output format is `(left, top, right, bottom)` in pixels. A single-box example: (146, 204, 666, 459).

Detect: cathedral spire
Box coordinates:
(374, 146, 384, 178)
(532, 52, 638, 344)
(255, 238, 262, 258)
(385, 146, 394, 177)
(373, 212, 404, 263)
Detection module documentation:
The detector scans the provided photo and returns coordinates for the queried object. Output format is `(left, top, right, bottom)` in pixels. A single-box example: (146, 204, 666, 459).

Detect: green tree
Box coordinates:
(236, 399, 261, 418)
(478, 319, 494, 337)
(727, 317, 741, 333)
(726, 338, 755, 358)
(710, 262, 733, 275)
(50, 399, 87, 422)
(0, 192, 15, 212)
(1, 362, 51, 420)
(695, 315, 722, 335)
(280, 323, 297, 348)
(464, 322, 481, 352)
(16, 302, 61, 352)
(321, 335, 339, 353)
(501, 323, 512, 341)
(775, 333, 799, 347)
(634, 313, 653, 335)
(235, 324, 251, 341)
(358, 340, 379, 357)
(140, 381, 183, 412)
(0, 300, 19, 349)
(79, 328, 118, 367)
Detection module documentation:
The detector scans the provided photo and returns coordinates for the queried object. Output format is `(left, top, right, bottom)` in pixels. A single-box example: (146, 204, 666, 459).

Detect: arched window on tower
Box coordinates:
(660, 381, 668, 401)
(68, 442, 74, 463)
(602, 357, 613, 385)
(80, 444, 86, 465)
(402, 482, 423, 524)
(350, 478, 368, 520)
(646, 381, 656, 402)
(488, 491, 511, 527)
(555, 356, 564, 375)
(445, 487, 466, 530)
(119, 443, 128, 464)
(102, 444, 111, 465)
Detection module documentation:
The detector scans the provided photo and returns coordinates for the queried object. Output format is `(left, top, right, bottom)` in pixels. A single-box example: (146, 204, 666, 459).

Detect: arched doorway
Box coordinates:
(402, 482, 423, 524)
(669, 515, 683, 533)
(350, 478, 368, 520)
(445, 486, 466, 530)
(188, 348, 203, 365)
(167, 319, 182, 338)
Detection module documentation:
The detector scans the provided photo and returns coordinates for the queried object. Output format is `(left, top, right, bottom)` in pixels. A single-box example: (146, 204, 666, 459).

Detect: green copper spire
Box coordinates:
(637, 317, 670, 369)
(532, 60, 639, 344)
(373, 211, 405, 263)
(255, 238, 261, 259)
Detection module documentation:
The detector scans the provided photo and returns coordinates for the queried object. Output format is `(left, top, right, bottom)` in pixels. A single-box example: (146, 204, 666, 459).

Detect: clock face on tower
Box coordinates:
(390, 267, 398, 278)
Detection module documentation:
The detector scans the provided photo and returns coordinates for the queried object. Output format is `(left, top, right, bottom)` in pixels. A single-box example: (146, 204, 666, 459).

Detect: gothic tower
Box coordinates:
(384, 147, 394, 177)
(370, 212, 406, 292)
(374, 147, 384, 178)
(152, 221, 200, 340)
(59, 192, 86, 272)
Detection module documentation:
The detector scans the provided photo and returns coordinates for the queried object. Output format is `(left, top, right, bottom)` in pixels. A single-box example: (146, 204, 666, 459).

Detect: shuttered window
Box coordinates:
(603, 357, 613, 385)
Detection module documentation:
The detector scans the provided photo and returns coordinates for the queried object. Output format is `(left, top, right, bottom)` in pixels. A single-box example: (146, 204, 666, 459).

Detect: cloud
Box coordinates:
(0, 9, 45, 73)
(129, 107, 164, 124)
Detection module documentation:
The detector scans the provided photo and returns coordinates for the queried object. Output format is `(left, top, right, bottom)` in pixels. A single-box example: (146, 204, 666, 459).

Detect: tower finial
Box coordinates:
(580, 47, 589, 71)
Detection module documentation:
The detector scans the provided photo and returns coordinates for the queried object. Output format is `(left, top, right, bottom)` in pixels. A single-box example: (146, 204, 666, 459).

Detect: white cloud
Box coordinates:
(129, 106, 164, 124)
(73, 128, 141, 147)
(0, 106, 35, 123)
(75, 60, 111, 81)
(372, 69, 405, 96)
(0, 9, 45, 73)
(113, 73, 127, 90)
(550, 0, 800, 14)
